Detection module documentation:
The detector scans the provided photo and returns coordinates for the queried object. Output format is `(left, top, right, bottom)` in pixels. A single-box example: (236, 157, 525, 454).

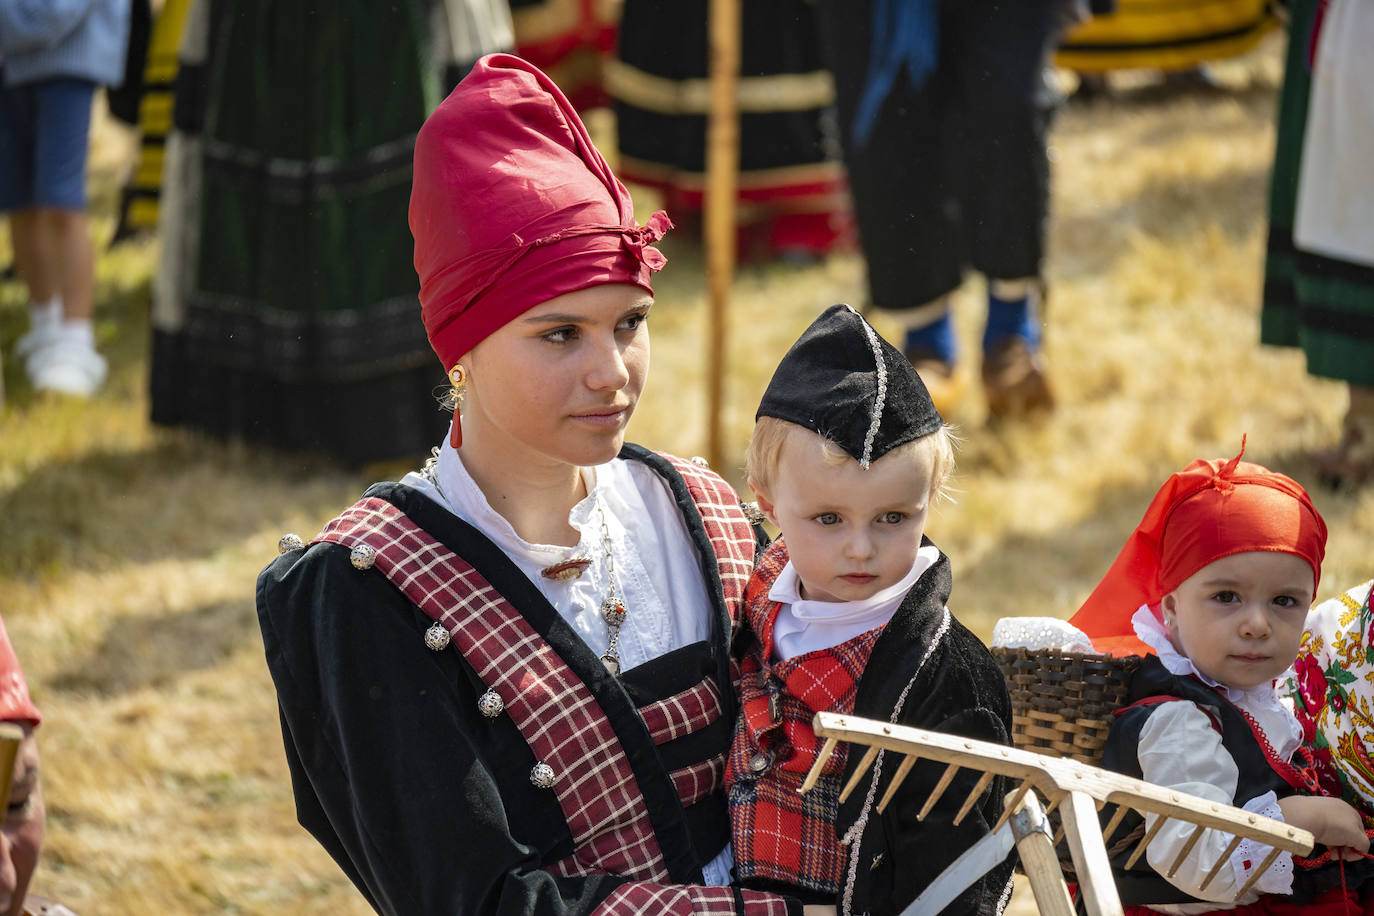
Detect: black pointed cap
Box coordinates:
(755, 304, 943, 467)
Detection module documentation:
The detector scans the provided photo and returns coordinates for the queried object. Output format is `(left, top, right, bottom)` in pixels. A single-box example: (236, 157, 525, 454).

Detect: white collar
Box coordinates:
(434, 441, 601, 558)
(1130, 604, 1296, 710)
(769, 545, 939, 626)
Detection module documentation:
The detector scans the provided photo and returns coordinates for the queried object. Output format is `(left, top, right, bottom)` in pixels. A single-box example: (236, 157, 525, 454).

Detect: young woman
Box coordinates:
(256, 55, 829, 916)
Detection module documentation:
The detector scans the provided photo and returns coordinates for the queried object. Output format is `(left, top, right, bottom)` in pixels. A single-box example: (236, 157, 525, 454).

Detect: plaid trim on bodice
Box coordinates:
(657, 453, 757, 629)
(726, 539, 885, 894)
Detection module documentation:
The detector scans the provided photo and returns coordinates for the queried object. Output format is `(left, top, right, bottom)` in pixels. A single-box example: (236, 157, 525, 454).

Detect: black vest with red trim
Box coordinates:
(257, 446, 796, 915)
(1101, 655, 1374, 907)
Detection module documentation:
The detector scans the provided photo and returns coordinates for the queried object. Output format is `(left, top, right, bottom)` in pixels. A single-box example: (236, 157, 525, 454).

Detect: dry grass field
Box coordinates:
(1, 36, 1372, 914)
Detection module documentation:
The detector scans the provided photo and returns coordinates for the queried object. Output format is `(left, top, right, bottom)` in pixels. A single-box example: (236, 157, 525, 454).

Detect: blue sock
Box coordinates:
(903, 311, 956, 365)
(983, 291, 1041, 353)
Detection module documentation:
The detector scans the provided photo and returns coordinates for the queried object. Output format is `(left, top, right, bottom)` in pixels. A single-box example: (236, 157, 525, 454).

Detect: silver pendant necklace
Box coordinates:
(424, 449, 629, 675)
(593, 499, 628, 675)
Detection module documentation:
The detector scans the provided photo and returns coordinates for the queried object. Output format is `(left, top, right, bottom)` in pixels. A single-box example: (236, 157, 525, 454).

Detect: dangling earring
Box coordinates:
(448, 364, 467, 449)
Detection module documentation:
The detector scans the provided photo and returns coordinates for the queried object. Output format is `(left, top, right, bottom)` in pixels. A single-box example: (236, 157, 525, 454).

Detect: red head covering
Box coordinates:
(0, 617, 40, 726)
(1069, 440, 1328, 657)
(410, 53, 672, 372)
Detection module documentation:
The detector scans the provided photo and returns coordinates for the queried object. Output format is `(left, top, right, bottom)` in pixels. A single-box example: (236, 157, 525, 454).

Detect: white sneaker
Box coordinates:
(27, 338, 108, 397)
(13, 322, 62, 360)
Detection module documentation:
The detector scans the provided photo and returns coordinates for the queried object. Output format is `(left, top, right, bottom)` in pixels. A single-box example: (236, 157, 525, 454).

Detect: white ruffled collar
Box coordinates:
(1130, 604, 1300, 754)
(769, 546, 938, 626)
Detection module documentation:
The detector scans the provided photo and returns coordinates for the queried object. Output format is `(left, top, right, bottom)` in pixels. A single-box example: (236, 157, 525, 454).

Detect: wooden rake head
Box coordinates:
(801, 711, 1314, 902)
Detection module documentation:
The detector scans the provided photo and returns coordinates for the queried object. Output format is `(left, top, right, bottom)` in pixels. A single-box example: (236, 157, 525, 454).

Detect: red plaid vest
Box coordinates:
(313, 453, 786, 915)
(726, 539, 885, 894)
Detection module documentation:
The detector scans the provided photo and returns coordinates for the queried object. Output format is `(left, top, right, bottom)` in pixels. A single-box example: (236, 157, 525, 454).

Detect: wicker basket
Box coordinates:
(991, 647, 1142, 766)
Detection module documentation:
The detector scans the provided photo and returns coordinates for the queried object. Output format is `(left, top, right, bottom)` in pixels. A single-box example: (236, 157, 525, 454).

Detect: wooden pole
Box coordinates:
(1010, 792, 1078, 916)
(704, 0, 740, 469)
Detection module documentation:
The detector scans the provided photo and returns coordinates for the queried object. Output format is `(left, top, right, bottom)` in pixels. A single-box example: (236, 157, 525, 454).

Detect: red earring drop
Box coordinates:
(448, 365, 466, 449)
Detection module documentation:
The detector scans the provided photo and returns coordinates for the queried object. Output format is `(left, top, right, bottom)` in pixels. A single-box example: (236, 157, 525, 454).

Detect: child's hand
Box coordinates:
(1278, 796, 1371, 859)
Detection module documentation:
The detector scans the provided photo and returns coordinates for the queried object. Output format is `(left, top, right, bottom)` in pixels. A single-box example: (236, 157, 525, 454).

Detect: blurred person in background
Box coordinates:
(1262, 0, 1374, 487)
(811, 0, 1065, 421)
(508, 0, 618, 112)
(149, 0, 512, 466)
(0, 616, 76, 916)
(609, 0, 855, 263)
(1057, 0, 1278, 98)
(0, 0, 131, 397)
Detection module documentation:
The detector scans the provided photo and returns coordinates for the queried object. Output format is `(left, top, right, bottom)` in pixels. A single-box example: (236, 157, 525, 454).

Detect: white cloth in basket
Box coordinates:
(991, 616, 1096, 653)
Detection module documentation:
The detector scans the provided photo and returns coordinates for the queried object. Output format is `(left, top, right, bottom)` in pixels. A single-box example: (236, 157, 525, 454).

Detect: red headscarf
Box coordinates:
(0, 617, 40, 726)
(410, 53, 672, 373)
(1069, 441, 1328, 657)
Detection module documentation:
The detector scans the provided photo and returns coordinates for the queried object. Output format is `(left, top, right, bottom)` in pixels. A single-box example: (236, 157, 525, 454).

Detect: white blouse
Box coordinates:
(1128, 606, 1298, 912)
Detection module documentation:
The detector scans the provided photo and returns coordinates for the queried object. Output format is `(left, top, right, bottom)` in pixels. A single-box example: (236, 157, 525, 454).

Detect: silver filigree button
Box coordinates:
(278, 533, 305, 553)
(424, 622, 451, 651)
(748, 752, 771, 774)
(690, 455, 710, 467)
(350, 544, 377, 570)
(478, 689, 504, 718)
(530, 762, 556, 788)
(741, 501, 767, 527)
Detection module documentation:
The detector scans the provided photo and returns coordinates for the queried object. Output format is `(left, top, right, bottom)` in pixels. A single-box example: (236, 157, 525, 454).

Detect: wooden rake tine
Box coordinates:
(1199, 834, 1245, 893)
(1102, 803, 1130, 843)
(840, 745, 881, 804)
(1235, 847, 1284, 899)
(798, 736, 839, 795)
(1125, 813, 1170, 870)
(877, 752, 922, 815)
(1041, 793, 1066, 845)
(992, 780, 1034, 833)
(953, 771, 996, 826)
(913, 761, 960, 821)
(1166, 824, 1208, 878)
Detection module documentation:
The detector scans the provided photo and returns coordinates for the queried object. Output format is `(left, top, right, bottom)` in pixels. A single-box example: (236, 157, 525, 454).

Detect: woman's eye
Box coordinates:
(879, 512, 905, 524)
(543, 326, 577, 344)
(618, 312, 648, 332)
(6, 795, 30, 819)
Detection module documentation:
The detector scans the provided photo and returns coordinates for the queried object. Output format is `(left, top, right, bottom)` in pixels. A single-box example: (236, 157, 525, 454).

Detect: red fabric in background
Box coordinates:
(1125, 884, 1363, 915)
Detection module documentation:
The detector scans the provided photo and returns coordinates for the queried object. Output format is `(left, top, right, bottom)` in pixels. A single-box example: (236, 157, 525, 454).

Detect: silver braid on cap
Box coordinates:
(844, 305, 888, 469)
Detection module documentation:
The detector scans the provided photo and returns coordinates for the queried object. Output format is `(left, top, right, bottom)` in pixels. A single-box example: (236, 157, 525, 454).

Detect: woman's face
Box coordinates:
(462, 284, 652, 472)
(0, 728, 42, 916)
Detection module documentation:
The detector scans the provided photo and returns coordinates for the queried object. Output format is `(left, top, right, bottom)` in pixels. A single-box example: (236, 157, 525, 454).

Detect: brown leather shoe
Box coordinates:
(1311, 388, 1374, 488)
(981, 336, 1054, 420)
(905, 349, 969, 417)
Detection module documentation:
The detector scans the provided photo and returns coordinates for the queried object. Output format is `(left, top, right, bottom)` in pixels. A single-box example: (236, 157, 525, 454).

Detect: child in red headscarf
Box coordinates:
(1070, 442, 1373, 914)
